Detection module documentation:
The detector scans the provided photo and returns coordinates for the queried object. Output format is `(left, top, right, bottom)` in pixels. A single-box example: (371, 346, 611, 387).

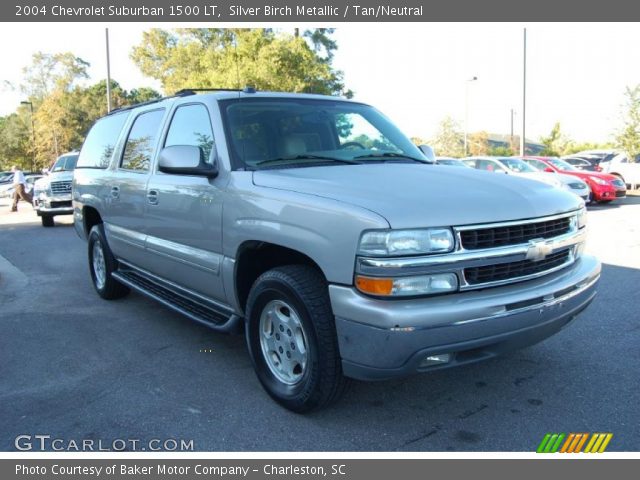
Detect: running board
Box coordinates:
(112, 269, 243, 334)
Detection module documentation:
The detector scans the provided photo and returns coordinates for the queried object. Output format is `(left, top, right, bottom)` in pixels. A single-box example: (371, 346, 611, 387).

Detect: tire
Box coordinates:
(88, 224, 130, 300)
(41, 215, 54, 227)
(245, 265, 348, 413)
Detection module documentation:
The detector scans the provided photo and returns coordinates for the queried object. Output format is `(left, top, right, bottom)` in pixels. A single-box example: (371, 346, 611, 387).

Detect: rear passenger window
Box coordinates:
(77, 111, 129, 169)
(121, 109, 165, 172)
(164, 104, 215, 164)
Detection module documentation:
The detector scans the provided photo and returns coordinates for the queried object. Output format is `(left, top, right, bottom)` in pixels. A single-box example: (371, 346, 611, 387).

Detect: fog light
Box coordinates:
(420, 353, 452, 367)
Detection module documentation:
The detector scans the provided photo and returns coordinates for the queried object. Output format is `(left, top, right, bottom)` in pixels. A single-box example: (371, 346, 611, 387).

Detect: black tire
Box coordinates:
(88, 224, 129, 300)
(41, 215, 54, 227)
(245, 265, 348, 413)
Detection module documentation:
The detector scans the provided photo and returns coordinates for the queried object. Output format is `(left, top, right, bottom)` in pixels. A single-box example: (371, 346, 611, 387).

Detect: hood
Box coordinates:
(510, 171, 563, 188)
(253, 164, 582, 229)
(41, 171, 74, 185)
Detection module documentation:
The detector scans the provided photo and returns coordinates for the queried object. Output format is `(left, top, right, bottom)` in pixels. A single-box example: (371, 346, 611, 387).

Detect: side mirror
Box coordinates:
(544, 167, 554, 173)
(418, 144, 436, 163)
(158, 145, 218, 178)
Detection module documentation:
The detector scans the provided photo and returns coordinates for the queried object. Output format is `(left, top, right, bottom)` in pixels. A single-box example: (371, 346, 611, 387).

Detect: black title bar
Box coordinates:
(4, 0, 640, 22)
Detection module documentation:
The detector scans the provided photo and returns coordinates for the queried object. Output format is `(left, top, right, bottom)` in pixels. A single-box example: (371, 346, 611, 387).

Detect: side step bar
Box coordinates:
(112, 269, 243, 334)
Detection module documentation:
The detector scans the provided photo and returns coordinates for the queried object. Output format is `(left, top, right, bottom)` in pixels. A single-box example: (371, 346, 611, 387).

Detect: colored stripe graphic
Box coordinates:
(539, 433, 613, 453)
(536, 433, 566, 453)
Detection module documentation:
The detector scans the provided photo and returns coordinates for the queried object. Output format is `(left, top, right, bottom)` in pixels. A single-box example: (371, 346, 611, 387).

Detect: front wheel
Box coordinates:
(88, 224, 130, 300)
(41, 215, 54, 227)
(246, 265, 348, 413)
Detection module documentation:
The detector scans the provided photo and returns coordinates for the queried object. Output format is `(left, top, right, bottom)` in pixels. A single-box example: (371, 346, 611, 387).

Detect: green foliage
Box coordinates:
(430, 116, 464, 157)
(539, 122, 568, 157)
(488, 145, 515, 156)
(615, 85, 640, 161)
(0, 52, 161, 171)
(130, 28, 349, 97)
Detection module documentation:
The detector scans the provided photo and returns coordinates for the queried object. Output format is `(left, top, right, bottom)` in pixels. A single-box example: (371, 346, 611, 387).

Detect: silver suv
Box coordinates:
(33, 152, 78, 227)
(73, 90, 600, 412)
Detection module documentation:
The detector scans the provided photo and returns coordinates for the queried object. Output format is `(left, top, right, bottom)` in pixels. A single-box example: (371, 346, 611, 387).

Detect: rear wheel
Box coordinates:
(246, 265, 348, 412)
(88, 224, 129, 300)
(41, 215, 54, 227)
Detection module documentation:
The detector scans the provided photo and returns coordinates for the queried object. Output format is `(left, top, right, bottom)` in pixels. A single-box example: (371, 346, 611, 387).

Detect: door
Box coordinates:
(143, 103, 226, 303)
(105, 108, 166, 269)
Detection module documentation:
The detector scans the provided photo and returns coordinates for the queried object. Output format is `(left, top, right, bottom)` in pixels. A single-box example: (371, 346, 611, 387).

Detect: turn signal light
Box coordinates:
(355, 276, 394, 296)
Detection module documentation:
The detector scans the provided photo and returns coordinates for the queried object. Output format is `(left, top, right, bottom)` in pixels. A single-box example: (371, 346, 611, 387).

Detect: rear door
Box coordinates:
(105, 108, 166, 269)
(143, 102, 226, 302)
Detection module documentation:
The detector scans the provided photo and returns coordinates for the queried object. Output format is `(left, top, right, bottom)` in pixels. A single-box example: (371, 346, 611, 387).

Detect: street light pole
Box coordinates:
(464, 76, 478, 157)
(20, 101, 36, 172)
(520, 28, 527, 156)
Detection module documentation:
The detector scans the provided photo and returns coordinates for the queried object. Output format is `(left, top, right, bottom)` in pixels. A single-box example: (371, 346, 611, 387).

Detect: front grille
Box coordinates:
(464, 249, 571, 285)
(50, 201, 72, 209)
(50, 180, 72, 195)
(615, 190, 626, 197)
(460, 217, 572, 250)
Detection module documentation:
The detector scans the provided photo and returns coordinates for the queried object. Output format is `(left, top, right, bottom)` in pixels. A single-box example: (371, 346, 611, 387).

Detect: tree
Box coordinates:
(130, 28, 350, 97)
(540, 122, 568, 156)
(0, 113, 31, 170)
(468, 130, 490, 156)
(615, 85, 640, 161)
(21, 52, 89, 99)
(430, 116, 464, 157)
(488, 145, 515, 156)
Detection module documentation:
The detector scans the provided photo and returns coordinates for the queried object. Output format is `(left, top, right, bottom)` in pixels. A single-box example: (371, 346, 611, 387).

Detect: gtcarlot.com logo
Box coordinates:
(15, 435, 194, 451)
(536, 433, 613, 453)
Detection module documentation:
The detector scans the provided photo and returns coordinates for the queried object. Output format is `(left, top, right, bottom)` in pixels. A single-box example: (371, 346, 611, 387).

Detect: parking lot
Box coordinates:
(1, 195, 639, 452)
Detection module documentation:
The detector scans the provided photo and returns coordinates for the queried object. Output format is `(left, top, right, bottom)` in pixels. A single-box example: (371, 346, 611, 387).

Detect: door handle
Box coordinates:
(147, 190, 159, 205)
(110, 186, 120, 199)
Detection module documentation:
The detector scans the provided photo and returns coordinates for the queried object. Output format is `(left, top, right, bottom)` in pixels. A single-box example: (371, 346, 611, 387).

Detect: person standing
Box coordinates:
(10, 165, 33, 212)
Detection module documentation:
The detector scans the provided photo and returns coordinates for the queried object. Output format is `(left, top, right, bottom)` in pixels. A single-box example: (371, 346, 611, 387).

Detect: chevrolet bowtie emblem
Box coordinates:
(526, 239, 553, 262)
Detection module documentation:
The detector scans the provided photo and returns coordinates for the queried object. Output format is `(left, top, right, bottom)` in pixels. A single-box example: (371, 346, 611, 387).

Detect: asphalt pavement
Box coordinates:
(1, 195, 638, 451)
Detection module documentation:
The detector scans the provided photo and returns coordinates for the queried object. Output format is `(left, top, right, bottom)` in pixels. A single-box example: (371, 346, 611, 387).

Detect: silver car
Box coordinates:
(33, 152, 78, 227)
(73, 91, 600, 412)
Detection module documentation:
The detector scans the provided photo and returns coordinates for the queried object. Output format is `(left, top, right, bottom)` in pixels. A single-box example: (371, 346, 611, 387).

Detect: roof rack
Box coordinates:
(106, 87, 258, 116)
(174, 86, 257, 96)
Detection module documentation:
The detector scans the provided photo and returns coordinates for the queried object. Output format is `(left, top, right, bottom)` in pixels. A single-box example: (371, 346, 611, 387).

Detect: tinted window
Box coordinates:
(164, 104, 215, 164)
(121, 109, 165, 172)
(77, 111, 129, 169)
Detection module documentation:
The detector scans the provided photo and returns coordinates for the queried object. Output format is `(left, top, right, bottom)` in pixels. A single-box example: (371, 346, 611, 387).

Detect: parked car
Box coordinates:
(73, 90, 599, 412)
(524, 157, 626, 203)
(562, 156, 603, 172)
(32, 152, 78, 226)
(435, 157, 470, 167)
(599, 153, 640, 188)
(0, 174, 43, 198)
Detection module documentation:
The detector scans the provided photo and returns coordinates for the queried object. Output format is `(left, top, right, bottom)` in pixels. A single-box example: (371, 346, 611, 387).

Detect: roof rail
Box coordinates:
(106, 96, 171, 116)
(174, 86, 257, 96)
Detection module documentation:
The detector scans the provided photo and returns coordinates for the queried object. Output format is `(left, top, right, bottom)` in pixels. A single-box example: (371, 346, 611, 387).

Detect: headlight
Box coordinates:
(576, 206, 587, 229)
(355, 273, 459, 297)
(589, 176, 607, 185)
(358, 228, 455, 256)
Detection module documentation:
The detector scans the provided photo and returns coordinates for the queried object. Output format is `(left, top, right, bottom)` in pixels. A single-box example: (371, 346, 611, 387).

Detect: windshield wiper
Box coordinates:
(256, 155, 361, 167)
(353, 152, 429, 163)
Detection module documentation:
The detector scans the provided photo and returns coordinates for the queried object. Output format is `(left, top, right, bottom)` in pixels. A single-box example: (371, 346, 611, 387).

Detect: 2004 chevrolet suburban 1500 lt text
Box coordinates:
(72, 90, 600, 412)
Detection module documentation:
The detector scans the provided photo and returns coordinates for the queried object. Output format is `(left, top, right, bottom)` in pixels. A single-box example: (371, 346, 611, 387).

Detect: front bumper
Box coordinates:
(34, 194, 73, 215)
(330, 254, 600, 380)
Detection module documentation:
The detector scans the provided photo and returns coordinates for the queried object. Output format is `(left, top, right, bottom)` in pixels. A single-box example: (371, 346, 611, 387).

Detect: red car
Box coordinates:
(523, 156, 626, 203)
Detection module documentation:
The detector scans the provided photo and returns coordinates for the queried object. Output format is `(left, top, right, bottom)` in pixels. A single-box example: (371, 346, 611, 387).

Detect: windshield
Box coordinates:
(500, 158, 537, 173)
(220, 98, 427, 169)
(547, 158, 578, 171)
(51, 154, 79, 172)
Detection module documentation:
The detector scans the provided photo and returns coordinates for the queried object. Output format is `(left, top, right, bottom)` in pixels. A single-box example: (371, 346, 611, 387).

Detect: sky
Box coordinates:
(1, 23, 639, 144)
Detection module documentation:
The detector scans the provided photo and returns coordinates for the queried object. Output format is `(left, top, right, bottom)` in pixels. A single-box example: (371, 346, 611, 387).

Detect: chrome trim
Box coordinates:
(451, 271, 599, 327)
(145, 234, 221, 275)
(356, 210, 586, 291)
